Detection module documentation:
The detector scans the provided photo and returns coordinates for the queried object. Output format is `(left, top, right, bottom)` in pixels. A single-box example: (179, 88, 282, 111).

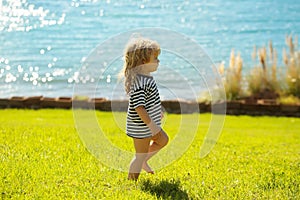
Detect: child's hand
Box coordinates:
(147, 119, 161, 136)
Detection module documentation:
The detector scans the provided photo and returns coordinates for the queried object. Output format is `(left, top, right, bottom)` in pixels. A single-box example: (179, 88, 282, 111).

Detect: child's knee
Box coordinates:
(165, 135, 169, 146)
(161, 131, 169, 147)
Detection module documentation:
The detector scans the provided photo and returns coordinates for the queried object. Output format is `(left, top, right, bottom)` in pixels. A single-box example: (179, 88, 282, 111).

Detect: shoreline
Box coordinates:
(0, 96, 299, 117)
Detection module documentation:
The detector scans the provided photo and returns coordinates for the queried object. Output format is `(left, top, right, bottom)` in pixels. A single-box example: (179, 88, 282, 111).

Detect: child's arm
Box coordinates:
(135, 106, 151, 124)
(135, 106, 161, 135)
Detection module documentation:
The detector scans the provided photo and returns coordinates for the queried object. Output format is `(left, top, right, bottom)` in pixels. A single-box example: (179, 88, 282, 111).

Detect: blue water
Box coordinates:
(0, 0, 299, 99)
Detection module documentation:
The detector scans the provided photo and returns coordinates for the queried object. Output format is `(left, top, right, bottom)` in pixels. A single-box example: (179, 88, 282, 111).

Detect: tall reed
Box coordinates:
(247, 41, 280, 96)
(283, 35, 300, 98)
(211, 35, 299, 103)
(218, 49, 243, 100)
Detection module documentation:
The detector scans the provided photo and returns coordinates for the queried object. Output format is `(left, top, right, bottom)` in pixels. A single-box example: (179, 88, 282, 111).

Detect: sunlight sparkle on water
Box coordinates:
(0, 0, 65, 32)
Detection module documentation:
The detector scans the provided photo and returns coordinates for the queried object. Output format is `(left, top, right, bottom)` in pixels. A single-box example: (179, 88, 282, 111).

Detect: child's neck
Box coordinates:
(138, 68, 152, 76)
(138, 71, 151, 76)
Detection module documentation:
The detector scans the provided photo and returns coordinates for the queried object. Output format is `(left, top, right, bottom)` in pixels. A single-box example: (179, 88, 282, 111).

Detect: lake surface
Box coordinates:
(0, 0, 299, 100)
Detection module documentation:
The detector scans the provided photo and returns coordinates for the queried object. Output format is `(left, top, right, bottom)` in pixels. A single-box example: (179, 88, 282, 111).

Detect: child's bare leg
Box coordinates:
(142, 130, 169, 173)
(128, 137, 151, 180)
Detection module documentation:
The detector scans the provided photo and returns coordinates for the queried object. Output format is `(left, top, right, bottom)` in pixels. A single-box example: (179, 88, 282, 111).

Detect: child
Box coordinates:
(122, 37, 169, 180)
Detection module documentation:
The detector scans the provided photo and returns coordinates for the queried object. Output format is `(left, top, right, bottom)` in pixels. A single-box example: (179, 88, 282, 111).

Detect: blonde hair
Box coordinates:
(121, 37, 160, 94)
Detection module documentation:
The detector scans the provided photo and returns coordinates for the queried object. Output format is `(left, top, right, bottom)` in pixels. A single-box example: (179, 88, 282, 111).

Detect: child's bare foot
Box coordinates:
(142, 162, 154, 174)
(128, 173, 140, 180)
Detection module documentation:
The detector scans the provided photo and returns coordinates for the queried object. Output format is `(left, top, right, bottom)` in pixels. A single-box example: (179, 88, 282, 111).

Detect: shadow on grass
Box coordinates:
(141, 179, 189, 200)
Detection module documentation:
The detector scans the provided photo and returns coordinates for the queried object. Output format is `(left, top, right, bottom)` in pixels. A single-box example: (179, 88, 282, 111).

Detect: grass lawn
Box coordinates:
(0, 109, 299, 199)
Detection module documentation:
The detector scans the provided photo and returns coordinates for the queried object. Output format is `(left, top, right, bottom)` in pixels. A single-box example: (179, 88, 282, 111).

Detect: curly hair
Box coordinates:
(121, 37, 160, 94)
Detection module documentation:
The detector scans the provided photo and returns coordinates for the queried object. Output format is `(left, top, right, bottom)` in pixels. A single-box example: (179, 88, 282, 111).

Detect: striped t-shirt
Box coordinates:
(126, 74, 161, 138)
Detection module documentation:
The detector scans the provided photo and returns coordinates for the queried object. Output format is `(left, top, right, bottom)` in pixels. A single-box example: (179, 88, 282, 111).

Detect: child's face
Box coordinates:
(142, 52, 160, 74)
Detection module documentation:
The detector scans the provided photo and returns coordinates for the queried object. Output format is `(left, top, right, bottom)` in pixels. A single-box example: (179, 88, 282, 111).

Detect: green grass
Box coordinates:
(1, 109, 299, 199)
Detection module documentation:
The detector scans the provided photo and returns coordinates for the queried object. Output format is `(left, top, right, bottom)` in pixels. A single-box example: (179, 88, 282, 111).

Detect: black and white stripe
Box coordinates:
(126, 74, 161, 138)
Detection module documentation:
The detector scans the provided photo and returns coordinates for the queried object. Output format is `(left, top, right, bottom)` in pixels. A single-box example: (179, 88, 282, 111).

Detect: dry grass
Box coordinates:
(247, 41, 280, 96)
(219, 35, 300, 103)
(279, 95, 300, 105)
(218, 49, 244, 100)
(283, 35, 300, 98)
